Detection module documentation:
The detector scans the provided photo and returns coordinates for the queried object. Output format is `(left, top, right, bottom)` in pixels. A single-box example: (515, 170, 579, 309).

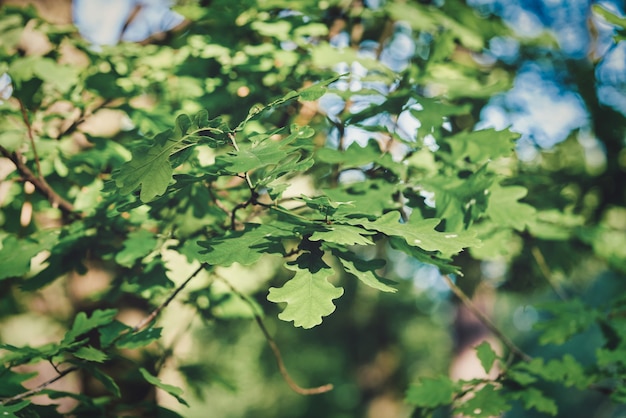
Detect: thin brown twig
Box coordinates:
(216, 275, 333, 395)
(131, 263, 206, 333)
(17, 99, 42, 179)
(54, 98, 113, 140)
(442, 274, 532, 363)
(0, 264, 207, 406)
(0, 365, 79, 405)
(0, 145, 77, 216)
(531, 246, 567, 300)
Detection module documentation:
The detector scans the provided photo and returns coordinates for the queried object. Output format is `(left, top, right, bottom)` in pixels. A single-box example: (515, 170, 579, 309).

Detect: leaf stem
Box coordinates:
(216, 275, 334, 395)
(442, 274, 532, 363)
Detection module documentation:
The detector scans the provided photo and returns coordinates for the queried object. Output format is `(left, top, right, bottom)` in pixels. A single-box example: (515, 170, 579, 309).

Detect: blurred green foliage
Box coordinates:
(0, 1, 625, 417)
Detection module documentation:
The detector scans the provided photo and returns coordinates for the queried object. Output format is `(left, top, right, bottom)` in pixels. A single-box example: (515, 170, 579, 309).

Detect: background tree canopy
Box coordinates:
(0, 0, 625, 417)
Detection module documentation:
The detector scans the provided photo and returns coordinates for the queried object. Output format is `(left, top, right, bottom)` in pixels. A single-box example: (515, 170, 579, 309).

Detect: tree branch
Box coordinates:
(0, 365, 79, 405)
(216, 275, 334, 395)
(0, 145, 77, 216)
(0, 264, 207, 406)
(131, 263, 206, 333)
(442, 274, 532, 363)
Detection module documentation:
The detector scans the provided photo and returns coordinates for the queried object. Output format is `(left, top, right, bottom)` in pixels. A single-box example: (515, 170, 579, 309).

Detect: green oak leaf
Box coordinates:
(139, 368, 188, 407)
(409, 97, 471, 138)
(334, 250, 396, 293)
(486, 183, 536, 231)
(267, 262, 343, 329)
(405, 376, 455, 408)
(115, 229, 157, 268)
(444, 129, 519, 163)
(98, 320, 130, 347)
(62, 309, 118, 345)
(342, 211, 479, 258)
(420, 165, 494, 231)
(0, 232, 57, 280)
(218, 124, 312, 176)
(455, 384, 511, 417)
(510, 388, 558, 416)
(113, 114, 198, 202)
(197, 223, 292, 266)
(316, 140, 388, 167)
(116, 327, 162, 349)
(72, 346, 108, 363)
(297, 74, 343, 101)
(298, 195, 354, 218)
(324, 179, 400, 217)
(388, 237, 462, 275)
(0, 400, 30, 417)
(309, 224, 375, 246)
(475, 341, 497, 374)
(89, 368, 121, 397)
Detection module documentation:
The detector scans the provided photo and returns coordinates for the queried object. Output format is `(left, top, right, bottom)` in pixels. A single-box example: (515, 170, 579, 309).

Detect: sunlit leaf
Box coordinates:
(342, 211, 479, 258)
(197, 223, 292, 266)
(309, 224, 374, 246)
(267, 261, 343, 329)
(333, 249, 396, 293)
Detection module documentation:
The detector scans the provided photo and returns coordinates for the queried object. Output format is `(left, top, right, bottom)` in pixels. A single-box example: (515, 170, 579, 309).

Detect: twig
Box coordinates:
(230, 195, 256, 230)
(207, 183, 233, 217)
(17, 99, 42, 179)
(0, 264, 207, 405)
(531, 246, 567, 300)
(442, 274, 532, 363)
(0, 365, 79, 405)
(0, 145, 77, 216)
(216, 275, 333, 395)
(54, 98, 113, 140)
(131, 263, 206, 333)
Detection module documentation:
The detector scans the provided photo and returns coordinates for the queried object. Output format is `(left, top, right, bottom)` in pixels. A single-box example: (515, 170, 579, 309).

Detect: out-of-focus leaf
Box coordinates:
(486, 183, 536, 231)
(62, 309, 118, 345)
(475, 341, 497, 374)
(405, 376, 455, 408)
(0, 232, 57, 280)
(454, 384, 511, 417)
(139, 368, 188, 407)
(72, 346, 108, 363)
(115, 229, 157, 267)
